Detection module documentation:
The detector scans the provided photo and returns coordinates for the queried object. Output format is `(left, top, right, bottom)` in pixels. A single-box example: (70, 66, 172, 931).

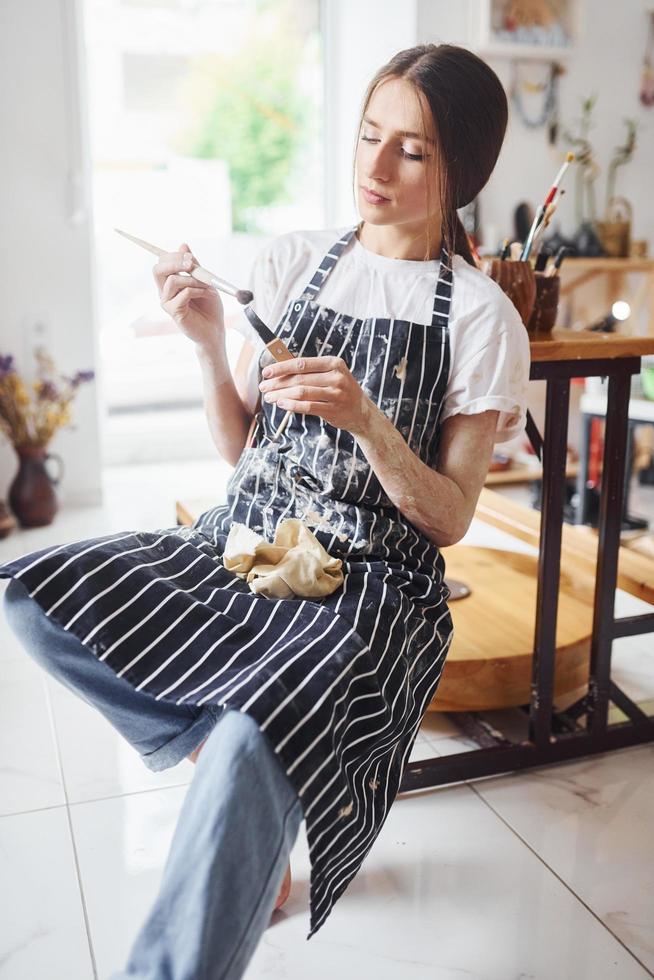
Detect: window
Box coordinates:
(82, 0, 324, 462)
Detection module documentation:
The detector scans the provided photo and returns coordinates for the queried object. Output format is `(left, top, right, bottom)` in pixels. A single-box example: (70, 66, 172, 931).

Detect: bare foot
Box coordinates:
(274, 862, 292, 910)
(187, 736, 208, 765)
(187, 739, 292, 910)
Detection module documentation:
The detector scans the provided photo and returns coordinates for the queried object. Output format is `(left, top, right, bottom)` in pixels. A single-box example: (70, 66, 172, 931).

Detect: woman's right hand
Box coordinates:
(153, 242, 224, 350)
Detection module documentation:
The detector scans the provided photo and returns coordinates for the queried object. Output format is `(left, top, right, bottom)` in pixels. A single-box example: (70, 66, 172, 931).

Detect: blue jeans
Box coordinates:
(3, 578, 304, 980)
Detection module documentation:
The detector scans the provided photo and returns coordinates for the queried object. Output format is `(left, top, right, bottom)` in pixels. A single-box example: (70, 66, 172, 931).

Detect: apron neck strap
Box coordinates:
(298, 226, 358, 301)
(297, 227, 453, 330)
(431, 247, 453, 329)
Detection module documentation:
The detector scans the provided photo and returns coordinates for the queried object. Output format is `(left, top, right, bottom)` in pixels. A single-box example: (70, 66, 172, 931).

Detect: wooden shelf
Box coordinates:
(562, 257, 654, 273)
(485, 462, 578, 486)
(556, 260, 654, 341)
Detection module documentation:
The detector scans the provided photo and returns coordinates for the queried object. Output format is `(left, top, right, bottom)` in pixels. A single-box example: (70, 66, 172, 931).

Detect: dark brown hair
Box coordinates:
(354, 44, 508, 265)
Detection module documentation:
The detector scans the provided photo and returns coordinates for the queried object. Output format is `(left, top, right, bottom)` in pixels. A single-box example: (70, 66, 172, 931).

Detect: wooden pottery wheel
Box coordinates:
(429, 546, 594, 713)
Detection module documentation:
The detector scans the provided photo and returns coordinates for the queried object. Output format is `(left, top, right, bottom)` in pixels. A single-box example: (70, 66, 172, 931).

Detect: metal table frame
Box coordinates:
(400, 355, 654, 794)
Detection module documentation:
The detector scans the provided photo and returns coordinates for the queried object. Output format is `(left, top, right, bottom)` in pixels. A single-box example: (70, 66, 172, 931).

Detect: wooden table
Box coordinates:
(400, 328, 654, 792)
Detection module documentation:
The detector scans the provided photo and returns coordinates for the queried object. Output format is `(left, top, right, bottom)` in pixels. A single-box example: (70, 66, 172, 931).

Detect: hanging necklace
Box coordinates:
(510, 61, 562, 143)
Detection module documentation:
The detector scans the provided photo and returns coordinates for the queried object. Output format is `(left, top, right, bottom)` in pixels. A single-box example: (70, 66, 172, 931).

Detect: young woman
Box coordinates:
(2, 43, 529, 980)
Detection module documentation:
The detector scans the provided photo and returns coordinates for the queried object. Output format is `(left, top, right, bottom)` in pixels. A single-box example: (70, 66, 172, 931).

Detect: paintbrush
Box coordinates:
(114, 228, 254, 305)
(545, 245, 574, 277)
(543, 153, 575, 208)
(520, 152, 575, 261)
(530, 200, 558, 256)
(116, 227, 298, 440)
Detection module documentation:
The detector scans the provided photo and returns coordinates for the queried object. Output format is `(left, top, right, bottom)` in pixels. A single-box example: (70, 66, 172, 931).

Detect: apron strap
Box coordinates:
(296, 227, 453, 329)
(432, 247, 453, 328)
(298, 226, 358, 301)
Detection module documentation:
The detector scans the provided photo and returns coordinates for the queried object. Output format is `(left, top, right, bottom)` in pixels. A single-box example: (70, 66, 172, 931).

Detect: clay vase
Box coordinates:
(527, 272, 561, 333)
(484, 258, 537, 327)
(8, 445, 64, 528)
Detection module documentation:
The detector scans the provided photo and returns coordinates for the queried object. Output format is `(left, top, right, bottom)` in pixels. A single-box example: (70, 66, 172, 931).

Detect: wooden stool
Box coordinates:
(431, 487, 654, 713)
(475, 487, 654, 606)
(432, 546, 594, 712)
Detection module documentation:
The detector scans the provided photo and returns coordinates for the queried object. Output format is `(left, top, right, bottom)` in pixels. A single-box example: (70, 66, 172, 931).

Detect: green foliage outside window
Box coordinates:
(174, 26, 307, 232)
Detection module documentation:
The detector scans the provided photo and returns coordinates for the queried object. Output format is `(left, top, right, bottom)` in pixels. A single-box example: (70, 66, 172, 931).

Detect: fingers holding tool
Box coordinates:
(260, 355, 373, 438)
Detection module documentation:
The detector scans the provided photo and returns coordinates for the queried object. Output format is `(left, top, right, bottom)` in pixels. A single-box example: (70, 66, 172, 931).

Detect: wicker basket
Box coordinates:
(596, 197, 632, 258)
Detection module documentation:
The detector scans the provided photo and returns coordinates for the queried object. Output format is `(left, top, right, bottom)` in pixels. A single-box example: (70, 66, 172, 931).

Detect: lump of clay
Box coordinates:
(223, 518, 343, 599)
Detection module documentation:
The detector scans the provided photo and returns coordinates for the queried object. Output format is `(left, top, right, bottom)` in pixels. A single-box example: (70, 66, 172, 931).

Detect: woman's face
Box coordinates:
(355, 77, 438, 233)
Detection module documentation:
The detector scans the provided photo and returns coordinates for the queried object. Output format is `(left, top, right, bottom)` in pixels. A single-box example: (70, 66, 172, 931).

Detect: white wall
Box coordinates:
(323, 0, 418, 227)
(0, 0, 103, 506)
(416, 0, 653, 450)
(417, 0, 654, 249)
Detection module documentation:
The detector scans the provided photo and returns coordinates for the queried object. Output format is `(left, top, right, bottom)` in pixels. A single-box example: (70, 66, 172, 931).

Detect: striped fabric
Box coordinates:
(0, 226, 455, 938)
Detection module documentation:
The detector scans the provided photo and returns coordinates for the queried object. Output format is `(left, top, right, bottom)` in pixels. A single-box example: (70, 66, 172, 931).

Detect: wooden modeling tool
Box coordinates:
(271, 412, 291, 441)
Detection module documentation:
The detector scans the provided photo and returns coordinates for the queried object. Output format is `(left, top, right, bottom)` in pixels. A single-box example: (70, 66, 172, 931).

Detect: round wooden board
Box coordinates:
(429, 546, 594, 713)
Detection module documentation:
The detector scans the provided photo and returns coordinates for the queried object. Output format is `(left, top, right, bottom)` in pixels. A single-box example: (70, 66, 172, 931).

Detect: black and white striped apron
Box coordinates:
(0, 226, 455, 938)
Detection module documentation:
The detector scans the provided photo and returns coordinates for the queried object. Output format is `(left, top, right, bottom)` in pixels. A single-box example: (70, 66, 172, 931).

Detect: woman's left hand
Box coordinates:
(258, 355, 375, 436)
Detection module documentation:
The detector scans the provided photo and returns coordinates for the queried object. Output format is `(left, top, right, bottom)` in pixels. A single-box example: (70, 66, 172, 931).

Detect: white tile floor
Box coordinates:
(1, 460, 653, 980)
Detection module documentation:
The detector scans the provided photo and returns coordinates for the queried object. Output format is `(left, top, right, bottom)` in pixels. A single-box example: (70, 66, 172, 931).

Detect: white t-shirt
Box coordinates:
(235, 226, 531, 444)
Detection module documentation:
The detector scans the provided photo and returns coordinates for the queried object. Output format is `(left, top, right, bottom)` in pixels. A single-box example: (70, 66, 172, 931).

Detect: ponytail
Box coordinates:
(440, 208, 476, 267)
(450, 214, 476, 267)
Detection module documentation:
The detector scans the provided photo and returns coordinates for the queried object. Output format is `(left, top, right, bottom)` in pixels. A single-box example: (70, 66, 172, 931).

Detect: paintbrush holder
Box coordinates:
(483, 258, 536, 328)
(527, 272, 560, 333)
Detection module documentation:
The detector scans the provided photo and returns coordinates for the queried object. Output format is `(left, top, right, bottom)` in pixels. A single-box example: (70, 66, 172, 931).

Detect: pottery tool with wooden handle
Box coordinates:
(115, 228, 297, 440)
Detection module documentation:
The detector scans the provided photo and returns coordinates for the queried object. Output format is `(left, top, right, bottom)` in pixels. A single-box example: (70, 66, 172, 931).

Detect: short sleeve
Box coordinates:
(246, 239, 283, 329)
(441, 278, 531, 444)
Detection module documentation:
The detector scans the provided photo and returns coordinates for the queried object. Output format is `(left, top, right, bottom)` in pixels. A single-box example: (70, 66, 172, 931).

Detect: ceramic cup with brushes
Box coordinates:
(482, 257, 537, 327)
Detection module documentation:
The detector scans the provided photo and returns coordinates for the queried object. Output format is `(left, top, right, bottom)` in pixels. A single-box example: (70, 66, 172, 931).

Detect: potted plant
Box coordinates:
(0, 348, 94, 527)
(564, 97, 638, 257)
